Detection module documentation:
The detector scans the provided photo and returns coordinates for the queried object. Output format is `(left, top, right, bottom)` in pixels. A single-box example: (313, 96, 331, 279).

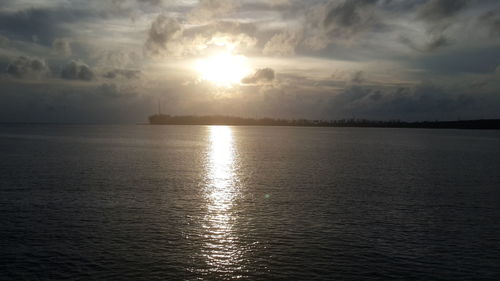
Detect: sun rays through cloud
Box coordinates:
(0, 0, 499, 122)
(195, 52, 252, 87)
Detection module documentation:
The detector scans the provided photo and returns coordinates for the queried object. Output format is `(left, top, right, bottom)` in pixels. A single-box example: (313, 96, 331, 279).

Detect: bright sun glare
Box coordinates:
(196, 52, 251, 87)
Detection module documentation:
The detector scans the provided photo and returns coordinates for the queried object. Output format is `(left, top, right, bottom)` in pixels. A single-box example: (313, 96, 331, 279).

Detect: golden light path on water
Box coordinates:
(202, 126, 243, 276)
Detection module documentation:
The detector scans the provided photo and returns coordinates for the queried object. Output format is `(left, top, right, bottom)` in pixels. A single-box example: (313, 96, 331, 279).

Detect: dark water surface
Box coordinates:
(1, 125, 499, 280)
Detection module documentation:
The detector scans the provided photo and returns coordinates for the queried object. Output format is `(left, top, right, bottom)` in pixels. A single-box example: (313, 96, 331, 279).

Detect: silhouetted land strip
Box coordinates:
(148, 114, 500, 130)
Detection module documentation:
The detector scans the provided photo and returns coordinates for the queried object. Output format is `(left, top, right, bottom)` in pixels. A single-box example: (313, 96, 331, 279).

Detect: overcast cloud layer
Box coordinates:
(1, 0, 499, 123)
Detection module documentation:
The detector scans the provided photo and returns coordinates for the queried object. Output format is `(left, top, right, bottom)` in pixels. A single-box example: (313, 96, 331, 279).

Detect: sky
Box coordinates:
(0, 0, 499, 123)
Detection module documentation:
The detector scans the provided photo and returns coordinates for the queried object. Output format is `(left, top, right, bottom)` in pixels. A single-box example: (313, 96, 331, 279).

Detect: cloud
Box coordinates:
(261, 0, 385, 55)
(324, 82, 483, 120)
(0, 7, 96, 45)
(394, 0, 471, 53)
(399, 34, 451, 52)
(263, 31, 301, 56)
(192, 31, 257, 54)
(188, 0, 238, 23)
(95, 50, 142, 69)
(144, 15, 258, 57)
(61, 60, 95, 81)
(324, 0, 378, 27)
(52, 38, 71, 56)
(240, 0, 291, 11)
(0, 80, 151, 123)
(417, 0, 468, 22)
(1, 0, 500, 122)
(416, 0, 468, 40)
(350, 71, 364, 84)
(479, 7, 500, 36)
(242, 68, 275, 84)
(97, 82, 137, 98)
(376, 83, 476, 118)
(136, 0, 162, 6)
(103, 69, 141, 79)
(413, 45, 500, 74)
(184, 20, 257, 39)
(5, 56, 50, 79)
(144, 15, 183, 56)
(323, 0, 381, 38)
(391, 0, 468, 53)
(424, 34, 450, 51)
(0, 35, 9, 46)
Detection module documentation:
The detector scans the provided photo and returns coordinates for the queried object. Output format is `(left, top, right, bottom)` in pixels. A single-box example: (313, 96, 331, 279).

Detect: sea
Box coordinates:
(1, 124, 499, 280)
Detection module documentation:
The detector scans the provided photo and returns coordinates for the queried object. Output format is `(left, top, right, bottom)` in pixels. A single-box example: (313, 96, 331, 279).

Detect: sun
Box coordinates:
(196, 52, 251, 87)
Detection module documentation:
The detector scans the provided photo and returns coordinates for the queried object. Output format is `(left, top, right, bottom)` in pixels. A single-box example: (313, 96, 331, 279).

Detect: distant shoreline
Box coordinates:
(148, 114, 500, 130)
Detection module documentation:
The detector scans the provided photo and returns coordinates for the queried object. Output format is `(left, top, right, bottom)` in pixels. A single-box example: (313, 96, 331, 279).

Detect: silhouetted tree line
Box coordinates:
(148, 114, 500, 129)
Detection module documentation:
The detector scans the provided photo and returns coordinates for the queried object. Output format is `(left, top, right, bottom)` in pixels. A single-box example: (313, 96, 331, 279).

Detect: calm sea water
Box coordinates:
(1, 124, 499, 280)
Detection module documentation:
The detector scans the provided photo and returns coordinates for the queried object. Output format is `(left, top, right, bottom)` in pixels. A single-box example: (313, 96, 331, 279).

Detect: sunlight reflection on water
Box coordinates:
(202, 126, 243, 276)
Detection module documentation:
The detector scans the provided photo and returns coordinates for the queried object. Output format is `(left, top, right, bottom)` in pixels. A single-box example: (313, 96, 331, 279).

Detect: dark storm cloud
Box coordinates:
(372, 84, 476, 118)
(5, 56, 50, 79)
(324, 82, 484, 120)
(378, 0, 427, 12)
(103, 69, 141, 79)
(399, 34, 451, 52)
(0, 34, 9, 46)
(479, 6, 500, 36)
(242, 68, 275, 84)
(98, 82, 137, 98)
(61, 60, 95, 81)
(0, 81, 150, 123)
(324, 0, 378, 28)
(415, 0, 469, 43)
(393, 0, 470, 52)
(417, 0, 468, 22)
(414, 45, 500, 74)
(323, 0, 383, 38)
(0, 0, 499, 123)
(264, 0, 388, 56)
(0, 7, 95, 45)
(423, 35, 450, 51)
